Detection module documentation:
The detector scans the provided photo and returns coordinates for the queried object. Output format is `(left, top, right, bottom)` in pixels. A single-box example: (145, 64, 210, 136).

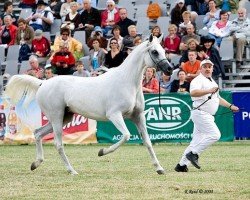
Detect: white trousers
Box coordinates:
(179, 109, 221, 167)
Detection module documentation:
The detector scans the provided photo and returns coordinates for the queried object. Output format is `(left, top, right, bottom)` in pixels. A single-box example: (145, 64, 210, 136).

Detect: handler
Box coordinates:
(175, 59, 239, 172)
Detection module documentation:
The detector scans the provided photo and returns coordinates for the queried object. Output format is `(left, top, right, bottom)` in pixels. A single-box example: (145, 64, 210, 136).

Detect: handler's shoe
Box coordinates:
(186, 152, 201, 169)
(175, 164, 188, 172)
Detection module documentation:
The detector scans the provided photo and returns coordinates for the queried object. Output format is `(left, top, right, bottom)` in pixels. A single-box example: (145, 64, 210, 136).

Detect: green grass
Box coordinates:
(0, 142, 249, 200)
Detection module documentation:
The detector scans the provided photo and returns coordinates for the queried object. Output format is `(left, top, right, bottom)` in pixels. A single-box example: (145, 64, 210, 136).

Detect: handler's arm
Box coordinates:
(219, 97, 239, 112)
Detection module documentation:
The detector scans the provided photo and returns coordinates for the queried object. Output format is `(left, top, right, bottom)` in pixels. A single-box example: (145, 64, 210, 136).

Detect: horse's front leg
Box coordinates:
(132, 112, 165, 175)
(98, 112, 130, 156)
(31, 122, 53, 171)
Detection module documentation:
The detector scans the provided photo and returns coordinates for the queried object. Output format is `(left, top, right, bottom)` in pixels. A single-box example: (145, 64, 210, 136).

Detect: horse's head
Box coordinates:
(145, 35, 173, 75)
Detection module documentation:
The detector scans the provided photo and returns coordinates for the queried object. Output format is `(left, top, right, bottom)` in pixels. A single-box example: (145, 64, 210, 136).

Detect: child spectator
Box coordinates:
(73, 61, 91, 77)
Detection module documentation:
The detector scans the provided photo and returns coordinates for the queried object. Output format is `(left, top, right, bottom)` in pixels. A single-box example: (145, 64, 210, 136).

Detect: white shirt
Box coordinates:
(191, 74, 220, 115)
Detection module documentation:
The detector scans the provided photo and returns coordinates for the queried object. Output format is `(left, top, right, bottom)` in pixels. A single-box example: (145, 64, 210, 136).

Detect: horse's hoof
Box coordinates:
(157, 169, 165, 175)
(68, 170, 78, 175)
(30, 162, 37, 171)
(98, 148, 104, 157)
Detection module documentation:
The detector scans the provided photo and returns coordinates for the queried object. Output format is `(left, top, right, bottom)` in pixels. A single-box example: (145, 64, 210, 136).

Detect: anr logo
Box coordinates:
(144, 97, 191, 131)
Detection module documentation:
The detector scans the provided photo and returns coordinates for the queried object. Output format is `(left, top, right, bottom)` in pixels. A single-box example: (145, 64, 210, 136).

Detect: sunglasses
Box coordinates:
(107, 4, 113, 7)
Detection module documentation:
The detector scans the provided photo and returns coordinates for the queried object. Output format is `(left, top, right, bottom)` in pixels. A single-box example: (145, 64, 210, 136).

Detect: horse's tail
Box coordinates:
(4, 75, 43, 107)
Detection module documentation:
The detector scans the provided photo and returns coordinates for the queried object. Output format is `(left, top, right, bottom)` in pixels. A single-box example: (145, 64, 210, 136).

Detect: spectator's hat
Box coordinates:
(45, 64, 52, 69)
(177, 0, 185, 4)
(34, 29, 43, 37)
(200, 59, 214, 67)
(94, 26, 103, 33)
(106, 0, 115, 5)
(36, 0, 48, 6)
(200, 35, 215, 45)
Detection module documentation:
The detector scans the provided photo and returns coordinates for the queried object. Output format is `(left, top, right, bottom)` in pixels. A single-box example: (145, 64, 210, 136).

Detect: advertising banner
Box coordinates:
(233, 92, 250, 138)
(0, 98, 97, 144)
(97, 92, 234, 143)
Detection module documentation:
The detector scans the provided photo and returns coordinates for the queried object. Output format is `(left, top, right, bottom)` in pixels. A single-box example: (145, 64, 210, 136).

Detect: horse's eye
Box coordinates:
(152, 50, 159, 56)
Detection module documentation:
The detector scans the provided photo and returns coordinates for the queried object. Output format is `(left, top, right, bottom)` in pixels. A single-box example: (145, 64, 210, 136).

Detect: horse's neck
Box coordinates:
(119, 45, 146, 87)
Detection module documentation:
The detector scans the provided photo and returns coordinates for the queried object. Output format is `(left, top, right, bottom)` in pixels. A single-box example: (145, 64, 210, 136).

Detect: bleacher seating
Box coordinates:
(0, 0, 248, 91)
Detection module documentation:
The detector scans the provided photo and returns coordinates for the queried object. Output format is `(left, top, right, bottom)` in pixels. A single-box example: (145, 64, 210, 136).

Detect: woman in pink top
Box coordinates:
(208, 10, 231, 47)
(164, 24, 181, 60)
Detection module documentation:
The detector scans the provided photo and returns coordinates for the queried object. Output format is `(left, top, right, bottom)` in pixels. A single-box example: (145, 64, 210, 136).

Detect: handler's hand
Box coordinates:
(230, 105, 239, 112)
(208, 87, 219, 94)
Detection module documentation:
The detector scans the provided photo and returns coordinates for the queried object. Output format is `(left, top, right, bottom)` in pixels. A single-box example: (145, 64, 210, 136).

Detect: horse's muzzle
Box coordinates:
(157, 59, 173, 76)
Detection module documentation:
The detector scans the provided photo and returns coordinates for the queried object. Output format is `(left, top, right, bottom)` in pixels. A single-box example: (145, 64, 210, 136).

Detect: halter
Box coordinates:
(147, 48, 173, 74)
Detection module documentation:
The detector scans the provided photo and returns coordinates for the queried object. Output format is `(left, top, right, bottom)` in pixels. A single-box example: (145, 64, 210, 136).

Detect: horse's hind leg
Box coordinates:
(52, 111, 78, 175)
(31, 122, 53, 171)
(132, 113, 165, 175)
(98, 113, 130, 156)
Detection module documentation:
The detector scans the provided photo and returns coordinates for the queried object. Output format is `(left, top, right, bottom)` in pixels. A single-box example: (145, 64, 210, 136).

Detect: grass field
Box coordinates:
(0, 142, 249, 200)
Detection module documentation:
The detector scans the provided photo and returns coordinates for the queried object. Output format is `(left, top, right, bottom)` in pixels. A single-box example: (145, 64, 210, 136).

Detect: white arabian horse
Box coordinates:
(5, 35, 173, 175)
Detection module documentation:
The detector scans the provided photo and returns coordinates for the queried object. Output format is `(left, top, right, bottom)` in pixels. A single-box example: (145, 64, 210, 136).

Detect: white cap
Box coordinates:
(177, 0, 185, 4)
(45, 64, 52, 69)
(106, 0, 115, 5)
(200, 59, 214, 67)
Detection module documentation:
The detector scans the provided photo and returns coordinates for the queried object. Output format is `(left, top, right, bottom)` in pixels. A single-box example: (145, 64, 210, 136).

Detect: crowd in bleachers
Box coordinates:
(0, 0, 249, 92)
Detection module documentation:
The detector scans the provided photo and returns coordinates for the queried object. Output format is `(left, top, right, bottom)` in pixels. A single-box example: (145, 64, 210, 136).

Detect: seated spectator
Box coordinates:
(230, 8, 250, 67)
(19, 0, 36, 9)
(104, 38, 124, 69)
(182, 50, 201, 82)
(179, 38, 202, 67)
(51, 42, 76, 75)
(117, 8, 135, 37)
(0, 15, 17, 48)
(1, 1, 18, 26)
(31, 29, 51, 60)
(203, 0, 221, 28)
(170, 69, 190, 93)
(15, 18, 34, 45)
(73, 60, 91, 77)
(107, 25, 123, 51)
(101, 0, 120, 36)
(122, 25, 139, 50)
(158, 71, 172, 93)
(61, 2, 81, 34)
(178, 11, 196, 36)
(195, 0, 209, 15)
(179, 24, 200, 51)
(164, 24, 181, 60)
(171, 0, 187, 27)
(53, 27, 83, 60)
(87, 26, 108, 49)
(78, 0, 101, 41)
(60, 0, 73, 21)
(142, 66, 159, 93)
(25, 55, 44, 79)
(151, 25, 164, 44)
(44, 64, 56, 79)
(208, 10, 231, 47)
(49, 0, 63, 19)
(215, 0, 239, 14)
(199, 35, 225, 79)
(26, 0, 54, 32)
(89, 38, 106, 72)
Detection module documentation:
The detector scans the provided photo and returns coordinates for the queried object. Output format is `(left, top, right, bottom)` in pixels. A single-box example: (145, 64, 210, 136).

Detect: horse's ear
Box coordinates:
(149, 34, 153, 42)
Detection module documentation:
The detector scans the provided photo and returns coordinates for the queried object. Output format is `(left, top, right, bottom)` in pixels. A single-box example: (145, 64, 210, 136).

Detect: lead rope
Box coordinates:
(157, 81, 235, 117)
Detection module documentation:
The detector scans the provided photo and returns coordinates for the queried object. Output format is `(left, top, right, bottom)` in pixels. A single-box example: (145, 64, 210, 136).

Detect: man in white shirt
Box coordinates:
(175, 59, 239, 172)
